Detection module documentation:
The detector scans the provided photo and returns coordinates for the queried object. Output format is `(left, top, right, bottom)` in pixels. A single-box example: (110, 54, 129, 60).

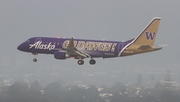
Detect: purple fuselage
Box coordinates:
(17, 37, 134, 58)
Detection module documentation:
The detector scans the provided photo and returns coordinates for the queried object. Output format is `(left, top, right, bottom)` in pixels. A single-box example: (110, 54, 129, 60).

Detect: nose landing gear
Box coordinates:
(33, 53, 38, 62)
(33, 58, 37, 62)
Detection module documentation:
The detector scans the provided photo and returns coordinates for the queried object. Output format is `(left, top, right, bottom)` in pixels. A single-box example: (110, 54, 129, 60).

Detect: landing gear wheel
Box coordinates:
(33, 58, 37, 62)
(89, 59, 96, 65)
(32, 53, 38, 62)
(78, 60, 84, 65)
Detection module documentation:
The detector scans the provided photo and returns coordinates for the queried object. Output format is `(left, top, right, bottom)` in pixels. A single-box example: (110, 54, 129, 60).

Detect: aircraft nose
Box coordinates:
(17, 44, 23, 51)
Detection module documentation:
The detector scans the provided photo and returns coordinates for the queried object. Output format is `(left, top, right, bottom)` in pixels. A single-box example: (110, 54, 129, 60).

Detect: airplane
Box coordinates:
(17, 17, 162, 65)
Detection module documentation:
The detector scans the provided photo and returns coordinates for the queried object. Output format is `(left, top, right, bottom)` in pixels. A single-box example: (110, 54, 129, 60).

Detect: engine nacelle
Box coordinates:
(54, 52, 70, 60)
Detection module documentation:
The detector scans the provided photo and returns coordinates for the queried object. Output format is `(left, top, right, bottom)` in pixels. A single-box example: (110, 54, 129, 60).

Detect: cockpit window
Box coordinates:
(25, 39, 30, 43)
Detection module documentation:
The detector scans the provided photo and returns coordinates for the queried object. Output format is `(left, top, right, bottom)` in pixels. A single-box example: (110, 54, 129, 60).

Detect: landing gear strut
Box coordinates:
(77, 60, 84, 65)
(33, 53, 38, 62)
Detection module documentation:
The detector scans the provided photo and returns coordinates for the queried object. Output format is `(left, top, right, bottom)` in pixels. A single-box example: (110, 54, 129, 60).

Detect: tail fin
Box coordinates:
(133, 17, 161, 46)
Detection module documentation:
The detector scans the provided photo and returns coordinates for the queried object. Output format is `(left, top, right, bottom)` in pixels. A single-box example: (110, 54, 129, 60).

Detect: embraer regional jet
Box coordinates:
(17, 17, 162, 65)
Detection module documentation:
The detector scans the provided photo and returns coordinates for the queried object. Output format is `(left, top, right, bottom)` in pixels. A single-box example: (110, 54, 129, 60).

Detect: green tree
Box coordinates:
(44, 81, 67, 102)
(8, 81, 30, 102)
(112, 82, 126, 93)
(137, 74, 142, 87)
(65, 85, 84, 102)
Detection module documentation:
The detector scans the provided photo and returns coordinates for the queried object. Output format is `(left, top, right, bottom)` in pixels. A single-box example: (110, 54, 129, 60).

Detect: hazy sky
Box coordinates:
(0, 0, 179, 69)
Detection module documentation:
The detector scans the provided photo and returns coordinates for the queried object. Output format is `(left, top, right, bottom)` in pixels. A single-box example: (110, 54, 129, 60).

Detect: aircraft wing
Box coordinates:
(66, 37, 91, 58)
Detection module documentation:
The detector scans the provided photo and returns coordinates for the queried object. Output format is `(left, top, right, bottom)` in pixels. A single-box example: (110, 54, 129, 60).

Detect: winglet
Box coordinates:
(68, 37, 74, 48)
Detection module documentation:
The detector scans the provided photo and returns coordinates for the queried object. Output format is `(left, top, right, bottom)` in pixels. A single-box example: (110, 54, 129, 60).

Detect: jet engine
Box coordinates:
(54, 52, 70, 59)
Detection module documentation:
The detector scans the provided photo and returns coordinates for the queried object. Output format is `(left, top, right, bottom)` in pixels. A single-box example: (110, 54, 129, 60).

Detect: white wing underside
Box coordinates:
(65, 37, 91, 58)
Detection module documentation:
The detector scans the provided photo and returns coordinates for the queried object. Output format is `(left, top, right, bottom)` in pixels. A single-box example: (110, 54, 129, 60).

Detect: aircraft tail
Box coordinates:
(133, 17, 161, 46)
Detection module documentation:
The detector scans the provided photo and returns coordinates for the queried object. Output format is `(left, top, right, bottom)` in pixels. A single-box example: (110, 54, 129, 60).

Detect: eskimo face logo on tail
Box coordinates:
(145, 32, 156, 40)
(29, 41, 55, 50)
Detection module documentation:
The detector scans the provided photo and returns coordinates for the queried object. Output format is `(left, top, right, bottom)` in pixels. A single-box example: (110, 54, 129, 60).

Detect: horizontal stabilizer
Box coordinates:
(159, 44, 169, 47)
(138, 45, 152, 50)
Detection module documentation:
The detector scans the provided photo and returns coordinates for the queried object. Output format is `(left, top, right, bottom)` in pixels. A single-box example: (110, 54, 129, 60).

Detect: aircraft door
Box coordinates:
(118, 43, 124, 52)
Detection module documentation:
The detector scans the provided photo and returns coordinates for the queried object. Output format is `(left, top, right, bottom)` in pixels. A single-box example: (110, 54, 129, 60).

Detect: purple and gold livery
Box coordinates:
(17, 17, 162, 65)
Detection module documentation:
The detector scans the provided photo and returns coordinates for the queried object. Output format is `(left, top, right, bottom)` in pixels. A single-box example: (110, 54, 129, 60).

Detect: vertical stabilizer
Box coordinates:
(118, 17, 161, 57)
(133, 17, 161, 46)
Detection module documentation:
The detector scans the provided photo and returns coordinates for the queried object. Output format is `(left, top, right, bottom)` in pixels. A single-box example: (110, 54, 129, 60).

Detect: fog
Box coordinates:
(0, 0, 180, 102)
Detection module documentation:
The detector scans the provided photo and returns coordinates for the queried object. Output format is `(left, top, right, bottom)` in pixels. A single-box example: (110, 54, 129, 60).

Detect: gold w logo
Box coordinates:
(145, 32, 156, 40)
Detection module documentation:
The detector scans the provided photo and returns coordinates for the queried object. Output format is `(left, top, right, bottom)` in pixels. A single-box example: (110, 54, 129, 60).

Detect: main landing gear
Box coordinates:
(33, 58, 37, 62)
(77, 59, 84, 65)
(89, 59, 96, 65)
(77, 59, 96, 65)
(33, 53, 38, 62)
